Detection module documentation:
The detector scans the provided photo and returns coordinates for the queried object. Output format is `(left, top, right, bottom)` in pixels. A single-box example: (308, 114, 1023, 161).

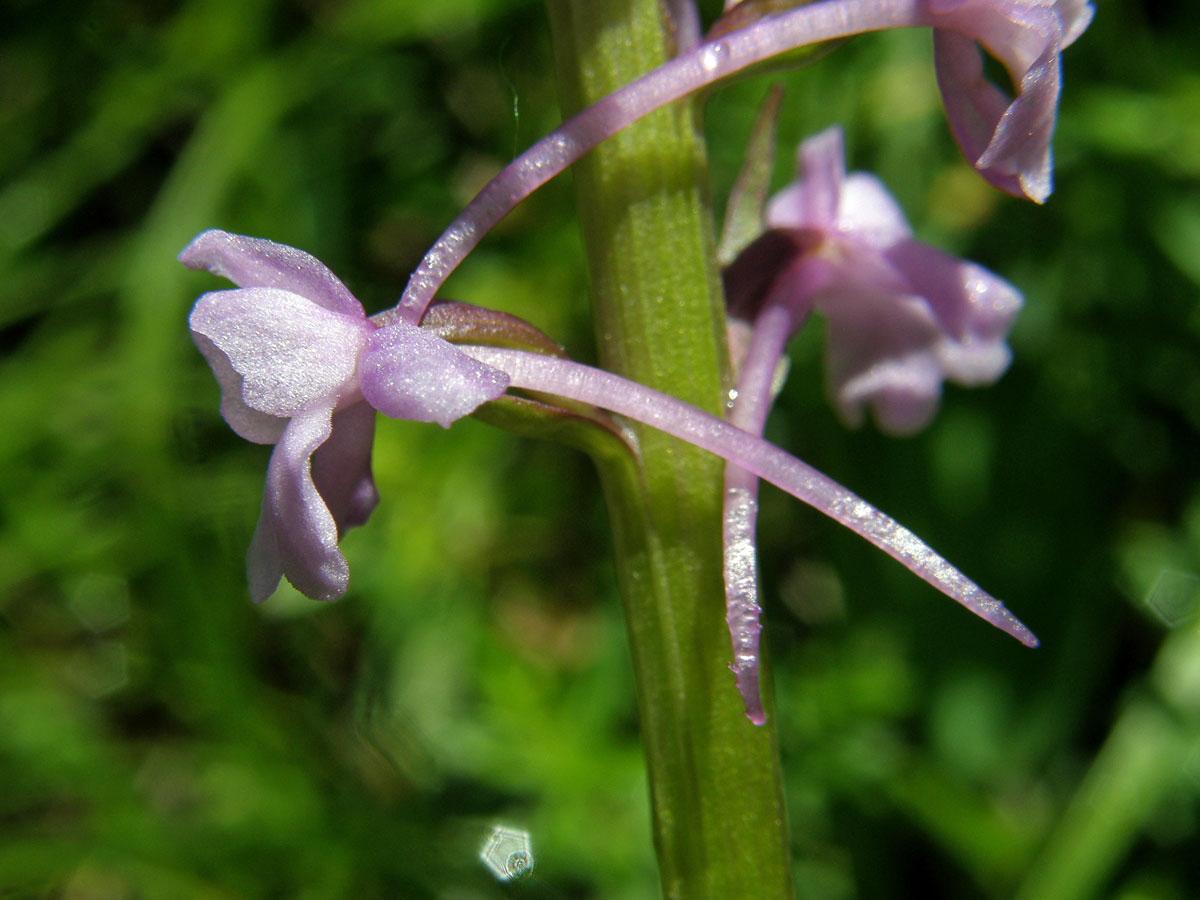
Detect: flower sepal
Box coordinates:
(420, 300, 636, 462)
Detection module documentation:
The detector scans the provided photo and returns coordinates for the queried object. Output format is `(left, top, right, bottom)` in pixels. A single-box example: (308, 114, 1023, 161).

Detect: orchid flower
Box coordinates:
(398, 0, 1092, 321)
(183, 231, 1036, 666)
(720, 126, 1022, 722)
(730, 126, 1022, 434)
(181, 229, 509, 602)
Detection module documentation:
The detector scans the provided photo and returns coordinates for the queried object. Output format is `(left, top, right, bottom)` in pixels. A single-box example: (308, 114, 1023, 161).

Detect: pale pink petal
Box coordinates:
(934, 30, 1030, 199)
(837, 173, 912, 246)
(796, 126, 844, 226)
(817, 278, 949, 434)
(180, 229, 365, 317)
(937, 1, 1059, 74)
(189, 287, 372, 418)
(884, 240, 1021, 384)
(930, 0, 1075, 202)
(251, 407, 349, 602)
(736, 126, 1023, 434)
(191, 332, 287, 444)
(811, 239, 1018, 433)
(312, 402, 379, 534)
(976, 46, 1059, 202)
(360, 321, 510, 428)
(1057, 0, 1095, 46)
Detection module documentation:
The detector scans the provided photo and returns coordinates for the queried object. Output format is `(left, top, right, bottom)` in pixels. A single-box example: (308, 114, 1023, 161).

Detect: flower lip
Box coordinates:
(183, 229, 515, 603)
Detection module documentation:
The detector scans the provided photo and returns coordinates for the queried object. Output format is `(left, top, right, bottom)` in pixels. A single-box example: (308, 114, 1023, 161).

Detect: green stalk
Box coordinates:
(544, 3, 793, 897)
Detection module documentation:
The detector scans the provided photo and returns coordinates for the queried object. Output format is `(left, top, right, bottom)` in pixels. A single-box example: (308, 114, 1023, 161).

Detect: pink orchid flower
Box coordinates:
(182, 230, 509, 601)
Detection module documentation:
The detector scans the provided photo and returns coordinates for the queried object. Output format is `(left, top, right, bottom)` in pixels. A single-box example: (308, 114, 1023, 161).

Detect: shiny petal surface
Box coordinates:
(976, 45, 1059, 201)
(192, 332, 288, 444)
(796, 126, 843, 226)
(360, 321, 510, 428)
(765, 129, 842, 232)
(884, 239, 1021, 383)
(837, 173, 912, 246)
(934, 30, 1027, 198)
(1057, 0, 1095, 46)
(189, 287, 371, 418)
(312, 402, 379, 534)
(180, 229, 365, 317)
(928, 0, 1089, 202)
(254, 407, 350, 602)
(767, 128, 911, 243)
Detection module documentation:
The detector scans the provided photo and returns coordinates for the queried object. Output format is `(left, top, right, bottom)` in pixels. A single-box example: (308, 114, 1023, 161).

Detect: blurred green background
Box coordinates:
(2, 0, 1198, 897)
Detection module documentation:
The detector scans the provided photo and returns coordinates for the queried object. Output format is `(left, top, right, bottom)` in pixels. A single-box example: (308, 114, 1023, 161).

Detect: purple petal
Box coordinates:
(976, 46, 1059, 202)
(765, 128, 842, 231)
(884, 240, 1021, 383)
(837, 173, 912, 246)
(191, 332, 287, 444)
(832, 350, 947, 435)
(251, 407, 350, 602)
(1057, 0, 1095, 47)
(818, 278, 950, 434)
(189, 287, 372, 418)
(180, 230, 365, 318)
(312, 402, 379, 534)
(812, 237, 1018, 434)
(797, 127, 844, 226)
(934, 31, 1029, 199)
(359, 321, 510, 428)
(931, 0, 1070, 203)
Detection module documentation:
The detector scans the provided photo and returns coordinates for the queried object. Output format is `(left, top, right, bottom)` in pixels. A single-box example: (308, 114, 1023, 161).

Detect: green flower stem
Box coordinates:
(545, 3, 793, 898)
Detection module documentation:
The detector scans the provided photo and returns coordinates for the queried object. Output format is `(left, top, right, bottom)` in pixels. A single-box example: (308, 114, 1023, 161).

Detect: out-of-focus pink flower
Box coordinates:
(728, 126, 1022, 435)
(182, 230, 509, 602)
